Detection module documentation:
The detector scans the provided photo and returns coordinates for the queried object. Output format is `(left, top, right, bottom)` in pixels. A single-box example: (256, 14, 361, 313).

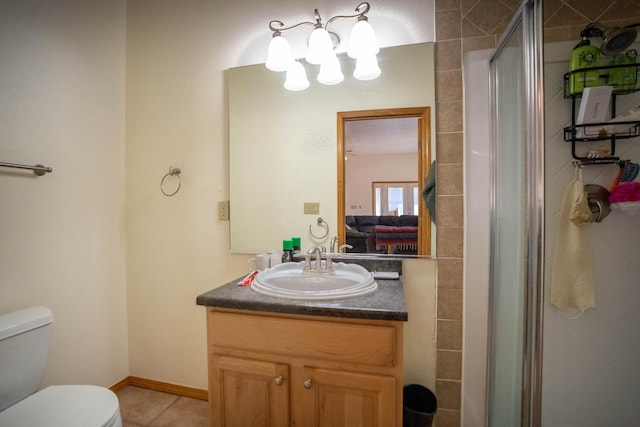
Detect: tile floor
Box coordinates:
(116, 386, 209, 427)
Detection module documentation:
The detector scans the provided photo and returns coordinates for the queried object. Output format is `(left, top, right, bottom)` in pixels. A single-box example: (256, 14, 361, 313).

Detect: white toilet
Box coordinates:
(0, 306, 122, 427)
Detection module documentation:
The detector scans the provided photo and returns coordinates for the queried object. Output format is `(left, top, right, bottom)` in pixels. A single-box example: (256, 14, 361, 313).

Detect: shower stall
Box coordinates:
(465, 0, 640, 426)
(486, 0, 544, 426)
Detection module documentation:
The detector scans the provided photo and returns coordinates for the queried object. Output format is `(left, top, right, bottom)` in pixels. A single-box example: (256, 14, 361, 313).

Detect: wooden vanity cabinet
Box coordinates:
(206, 308, 404, 427)
(213, 355, 290, 426)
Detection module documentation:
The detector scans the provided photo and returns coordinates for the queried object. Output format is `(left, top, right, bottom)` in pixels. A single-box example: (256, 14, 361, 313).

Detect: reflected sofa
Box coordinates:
(345, 215, 418, 254)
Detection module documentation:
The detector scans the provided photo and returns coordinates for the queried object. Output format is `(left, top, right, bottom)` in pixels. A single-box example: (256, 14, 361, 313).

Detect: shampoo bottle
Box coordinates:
(608, 49, 637, 91)
(569, 37, 601, 95)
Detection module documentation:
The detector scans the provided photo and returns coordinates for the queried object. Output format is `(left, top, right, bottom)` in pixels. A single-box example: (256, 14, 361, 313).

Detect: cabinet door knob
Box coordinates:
(303, 379, 312, 389)
(274, 376, 284, 386)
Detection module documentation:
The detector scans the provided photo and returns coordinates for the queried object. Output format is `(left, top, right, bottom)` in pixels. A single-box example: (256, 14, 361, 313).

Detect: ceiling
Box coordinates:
(344, 117, 419, 155)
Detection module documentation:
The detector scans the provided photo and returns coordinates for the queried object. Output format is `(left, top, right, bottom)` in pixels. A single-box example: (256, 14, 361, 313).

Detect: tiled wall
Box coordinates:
(434, 1, 517, 425)
(434, 1, 639, 426)
(543, 54, 640, 426)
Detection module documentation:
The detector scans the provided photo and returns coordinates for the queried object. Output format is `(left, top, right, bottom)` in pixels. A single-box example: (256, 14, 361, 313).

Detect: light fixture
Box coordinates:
(354, 53, 381, 81)
(265, 2, 379, 91)
(284, 61, 310, 91)
(317, 51, 344, 85)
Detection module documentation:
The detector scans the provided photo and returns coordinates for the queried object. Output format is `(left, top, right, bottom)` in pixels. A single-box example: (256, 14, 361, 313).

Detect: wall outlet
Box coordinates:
(218, 200, 230, 221)
(304, 202, 320, 214)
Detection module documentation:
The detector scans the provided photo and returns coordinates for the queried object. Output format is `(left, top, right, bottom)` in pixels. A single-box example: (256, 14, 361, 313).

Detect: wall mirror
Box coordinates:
(338, 107, 431, 257)
(229, 43, 435, 255)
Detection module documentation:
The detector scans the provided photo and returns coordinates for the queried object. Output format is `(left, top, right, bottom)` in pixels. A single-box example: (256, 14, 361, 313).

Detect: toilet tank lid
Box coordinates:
(0, 306, 53, 341)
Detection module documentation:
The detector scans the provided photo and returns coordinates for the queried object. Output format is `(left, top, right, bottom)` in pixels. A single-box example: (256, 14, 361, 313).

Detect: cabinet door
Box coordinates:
(299, 367, 397, 427)
(212, 356, 289, 427)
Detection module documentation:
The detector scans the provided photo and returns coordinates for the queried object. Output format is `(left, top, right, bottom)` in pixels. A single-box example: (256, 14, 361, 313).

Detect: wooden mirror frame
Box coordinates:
(337, 107, 432, 257)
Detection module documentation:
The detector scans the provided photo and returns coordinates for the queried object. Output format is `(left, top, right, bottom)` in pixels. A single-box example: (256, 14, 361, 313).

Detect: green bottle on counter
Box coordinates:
(569, 37, 601, 95)
(281, 239, 293, 263)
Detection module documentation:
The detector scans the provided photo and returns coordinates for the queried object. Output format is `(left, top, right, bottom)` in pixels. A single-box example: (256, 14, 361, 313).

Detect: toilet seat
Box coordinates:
(0, 385, 122, 427)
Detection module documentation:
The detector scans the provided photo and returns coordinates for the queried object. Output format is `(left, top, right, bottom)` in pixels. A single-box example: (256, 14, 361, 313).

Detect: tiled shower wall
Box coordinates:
(544, 49, 640, 426)
(434, 0, 640, 426)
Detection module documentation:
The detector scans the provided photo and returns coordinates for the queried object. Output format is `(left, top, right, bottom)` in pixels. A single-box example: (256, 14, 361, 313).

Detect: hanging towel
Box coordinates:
(550, 167, 594, 318)
(422, 161, 436, 223)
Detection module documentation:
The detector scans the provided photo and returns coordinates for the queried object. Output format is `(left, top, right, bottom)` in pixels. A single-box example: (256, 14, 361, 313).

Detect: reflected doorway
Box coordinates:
(337, 107, 431, 256)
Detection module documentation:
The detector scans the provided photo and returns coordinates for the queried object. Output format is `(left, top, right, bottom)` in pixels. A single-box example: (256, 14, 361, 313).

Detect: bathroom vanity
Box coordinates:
(196, 270, 407, 427)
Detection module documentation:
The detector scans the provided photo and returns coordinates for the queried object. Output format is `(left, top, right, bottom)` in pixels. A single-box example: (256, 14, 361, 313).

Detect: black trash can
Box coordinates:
(403, 384, 437, 427)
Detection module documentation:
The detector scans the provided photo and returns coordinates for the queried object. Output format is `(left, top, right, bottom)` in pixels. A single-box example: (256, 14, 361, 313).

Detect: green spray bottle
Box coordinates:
(568, 36, 601, 95)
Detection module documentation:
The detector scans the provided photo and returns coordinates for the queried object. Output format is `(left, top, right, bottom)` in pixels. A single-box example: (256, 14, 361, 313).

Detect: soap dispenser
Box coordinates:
(569, 36, 601, 95)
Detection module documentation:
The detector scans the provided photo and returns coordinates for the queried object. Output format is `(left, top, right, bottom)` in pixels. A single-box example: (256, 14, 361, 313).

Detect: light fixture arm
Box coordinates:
(325, 2, 370, 29)
(268, 2, 370, 34)
(265, 2, 379, 90)
(268, 19, 316, 33)
(313, 9, 322, 26)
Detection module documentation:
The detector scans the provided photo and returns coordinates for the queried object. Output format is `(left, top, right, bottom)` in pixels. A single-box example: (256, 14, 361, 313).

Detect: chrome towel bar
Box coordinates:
(0, 161, 53, 176)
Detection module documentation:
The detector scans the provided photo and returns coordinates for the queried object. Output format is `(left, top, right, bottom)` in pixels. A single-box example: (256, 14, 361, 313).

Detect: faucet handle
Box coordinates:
(303, 254, 312, 271)
(325, 254, 334, 272)
(338, 244, 353, 254)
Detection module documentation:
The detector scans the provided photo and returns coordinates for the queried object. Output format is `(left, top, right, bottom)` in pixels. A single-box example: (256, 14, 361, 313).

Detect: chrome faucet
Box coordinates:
(330, 236, 339, 253)
(305, 246, 323, 272)
(304, 245, 334, 273)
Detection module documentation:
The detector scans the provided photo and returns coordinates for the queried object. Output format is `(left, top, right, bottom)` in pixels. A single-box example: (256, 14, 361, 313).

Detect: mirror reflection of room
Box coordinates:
(344, 117, 420, 255)
(229, 43, 435, 255)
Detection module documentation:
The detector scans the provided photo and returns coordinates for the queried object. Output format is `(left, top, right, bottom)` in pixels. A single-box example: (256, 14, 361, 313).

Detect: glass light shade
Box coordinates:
(306, 27, 333, 65)
(348, 19, 379, 59)
(283, 61, 310, 91)
(317, 52, 344, 85)
(353, 53, 381, 81)
(266, 35, 294, 72)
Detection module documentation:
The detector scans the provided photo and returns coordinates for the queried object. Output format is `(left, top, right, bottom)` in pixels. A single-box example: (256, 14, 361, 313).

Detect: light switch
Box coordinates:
(304, 202, 320, 214)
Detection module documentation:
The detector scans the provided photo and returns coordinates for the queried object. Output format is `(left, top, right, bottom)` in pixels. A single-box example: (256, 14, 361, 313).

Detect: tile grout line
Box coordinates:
(145, 395, 182, 426)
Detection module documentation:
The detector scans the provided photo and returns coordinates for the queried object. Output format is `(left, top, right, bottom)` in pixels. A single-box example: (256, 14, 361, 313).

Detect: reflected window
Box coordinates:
(372, 181, 418, 215)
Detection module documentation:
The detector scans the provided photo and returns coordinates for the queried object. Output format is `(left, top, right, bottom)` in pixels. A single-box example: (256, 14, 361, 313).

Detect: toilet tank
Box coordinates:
(0, 306, 53, 412)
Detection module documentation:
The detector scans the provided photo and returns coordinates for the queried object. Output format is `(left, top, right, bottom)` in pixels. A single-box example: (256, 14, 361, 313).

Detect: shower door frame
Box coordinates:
(487, 0, 545, 426)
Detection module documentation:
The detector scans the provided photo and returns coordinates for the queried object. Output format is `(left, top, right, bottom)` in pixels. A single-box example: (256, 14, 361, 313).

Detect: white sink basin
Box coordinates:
(251, 261, 377, 300)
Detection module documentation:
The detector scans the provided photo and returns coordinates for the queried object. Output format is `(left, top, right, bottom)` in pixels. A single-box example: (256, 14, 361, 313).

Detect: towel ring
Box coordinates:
(309, 217, 329, 240)
(161, 166, 181, 197)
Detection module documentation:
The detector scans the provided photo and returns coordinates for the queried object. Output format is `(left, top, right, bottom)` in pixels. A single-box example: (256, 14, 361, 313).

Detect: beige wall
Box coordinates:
(0, 0, 436, 395)
(125, 0, 437, 391)
(128, 0, 640, 421)
(346, 153, 417, 216)
(125, 0, 246, 389)
(0, 0, 525, 421)
(0, 0, 129, 388)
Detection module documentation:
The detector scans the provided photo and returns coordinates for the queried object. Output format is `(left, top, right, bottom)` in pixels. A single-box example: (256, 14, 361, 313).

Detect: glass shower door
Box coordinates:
(487, 0, 544, 426)
(488, 19, 526, 425)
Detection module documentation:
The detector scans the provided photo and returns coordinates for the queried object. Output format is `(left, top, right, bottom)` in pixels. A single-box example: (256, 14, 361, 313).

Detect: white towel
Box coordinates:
(550, 168, 594, 318)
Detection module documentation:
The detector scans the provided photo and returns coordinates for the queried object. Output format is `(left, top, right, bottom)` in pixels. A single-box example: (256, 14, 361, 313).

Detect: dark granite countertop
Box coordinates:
(196, 274, 408, 322)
